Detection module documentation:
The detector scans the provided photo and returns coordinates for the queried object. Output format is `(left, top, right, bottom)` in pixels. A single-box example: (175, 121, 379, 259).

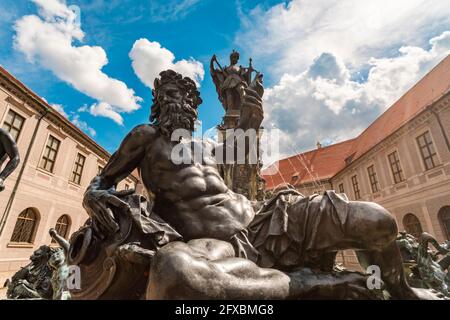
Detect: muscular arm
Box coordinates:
(99, 124, 155, 188)
(0, 128, 20, 191)
(83, 124, 155, 234)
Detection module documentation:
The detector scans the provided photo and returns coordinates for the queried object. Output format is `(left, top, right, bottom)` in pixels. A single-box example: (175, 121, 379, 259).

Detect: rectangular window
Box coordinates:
(351, 175, 360, 200)
(125, 184, 130, 190)
(2, 109, 25, 141)
(97, 166, 103, 175)
(367, 165, 380, 193)
(416, 131, 438, 170)
(388, 151, 405, 184)
(70, 153, 86, 185)
(39, 135, 60, 173)
(338, 183, 344, 194)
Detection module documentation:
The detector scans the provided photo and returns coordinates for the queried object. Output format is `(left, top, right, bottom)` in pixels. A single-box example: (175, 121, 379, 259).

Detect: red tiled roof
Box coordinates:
(263, 54, 450, 190)
(262, 139, 355, 190)
(347, 54, 450, 163)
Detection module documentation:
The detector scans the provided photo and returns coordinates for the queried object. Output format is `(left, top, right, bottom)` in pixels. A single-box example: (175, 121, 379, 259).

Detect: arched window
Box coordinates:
(51, 215, 71, 243)
(10, 208, 39, 243)
(438, 206, 450, 240)
(403, 213, 423, 239)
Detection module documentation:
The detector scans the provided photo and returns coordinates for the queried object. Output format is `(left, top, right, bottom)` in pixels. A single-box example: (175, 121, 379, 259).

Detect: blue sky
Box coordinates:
(1, 0, 450, 161)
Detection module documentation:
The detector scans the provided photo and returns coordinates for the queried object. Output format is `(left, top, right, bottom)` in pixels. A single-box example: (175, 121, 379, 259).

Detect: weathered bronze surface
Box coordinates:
(0, 128, 20, 192)
(65, 67, 428, 300)
(49, 228, 71, 300)
(210, 50, 260, 116)
(397, 232, 450, 297)
(5, 230, 71, 300)
(6, 246, 54, 299)
(212, 50, 265, 200)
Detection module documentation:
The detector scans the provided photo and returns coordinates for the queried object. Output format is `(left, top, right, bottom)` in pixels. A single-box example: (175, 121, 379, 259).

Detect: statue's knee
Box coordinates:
(148, 242, 214, 299)
(151, 243, 192, 283)
(349, 202, 398, 246)
(373, 205, 398, 244)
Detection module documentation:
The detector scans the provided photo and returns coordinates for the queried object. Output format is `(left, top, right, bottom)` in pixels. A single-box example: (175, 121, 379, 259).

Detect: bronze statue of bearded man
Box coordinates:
(77, 70, 419, 300)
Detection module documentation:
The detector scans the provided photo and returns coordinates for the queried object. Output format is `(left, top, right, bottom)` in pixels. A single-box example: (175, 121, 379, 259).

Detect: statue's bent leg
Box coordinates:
(147, 239, 291, 299)
(273, 196, 415, 299)
(147, 239, 385, 299)
(312, 200, 416, 299)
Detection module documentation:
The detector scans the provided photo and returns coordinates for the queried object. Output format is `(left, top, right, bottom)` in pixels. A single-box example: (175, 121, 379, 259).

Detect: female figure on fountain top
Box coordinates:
(210, 50, 258, 113)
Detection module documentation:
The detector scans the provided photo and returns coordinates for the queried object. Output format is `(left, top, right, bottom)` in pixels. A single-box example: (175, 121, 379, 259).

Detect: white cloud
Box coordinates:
(237, 0, 450, 76)
(51, 103, 68, 117)
(71, 114, 97, 137)
(89, 102, 124, 126)
(33, 0, 74, 20)
(235, 1, 450, 159)
(50, 103, 96, 137)
(261, 32, 450, 158)
(148, 0, 203, 22)
(129, 38, 204, 89)
(14, 0, 142, 124)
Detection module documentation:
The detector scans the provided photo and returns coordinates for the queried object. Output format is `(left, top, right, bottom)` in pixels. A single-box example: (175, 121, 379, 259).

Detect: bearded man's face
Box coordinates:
(154, 83, 198, 136)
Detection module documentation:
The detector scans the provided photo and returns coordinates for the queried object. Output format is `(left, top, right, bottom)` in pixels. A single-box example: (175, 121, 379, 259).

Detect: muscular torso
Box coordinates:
(140, 129, 255, 241)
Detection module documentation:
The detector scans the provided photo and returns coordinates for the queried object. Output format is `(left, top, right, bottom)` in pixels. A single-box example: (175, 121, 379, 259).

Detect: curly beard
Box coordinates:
(156, 100, 198, 137)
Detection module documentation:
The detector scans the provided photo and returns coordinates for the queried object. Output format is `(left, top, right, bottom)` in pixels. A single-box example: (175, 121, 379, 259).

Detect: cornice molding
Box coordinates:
(75, 143, 90, 156)
(5, 96, 35, 117)
(47, 124, 68, 140)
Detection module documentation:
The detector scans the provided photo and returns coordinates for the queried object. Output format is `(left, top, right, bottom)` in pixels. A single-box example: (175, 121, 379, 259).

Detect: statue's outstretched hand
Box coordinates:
(49, 228, 57, 238)
(239, 86, 264, 131)
(83, 187, 134, 235)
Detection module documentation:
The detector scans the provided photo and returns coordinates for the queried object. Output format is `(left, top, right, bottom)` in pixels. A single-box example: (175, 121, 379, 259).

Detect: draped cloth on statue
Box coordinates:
(230, 189, 351, 269)
(221, 74, 244, 91)
(68, 194, 183, 300)
(124, 194, 183, 248)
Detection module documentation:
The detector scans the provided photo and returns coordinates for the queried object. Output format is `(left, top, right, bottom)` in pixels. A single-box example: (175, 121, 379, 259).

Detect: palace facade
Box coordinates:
(262, 55, 450, 269)
(0, 66, 141, 285)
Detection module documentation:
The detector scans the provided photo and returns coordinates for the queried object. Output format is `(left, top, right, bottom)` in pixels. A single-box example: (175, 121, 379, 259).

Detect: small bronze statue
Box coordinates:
(68, 68, 421, 300)
(7, 231, 71, 300)
(210, 50, 261, 113)
(49, 228, 71, 300)
(6, 246, 54, 299)
(416, 233, 449, 296)
(397, 231, 419, 263)
(0, 128, 20, 192)
(397, 232, 450, 297)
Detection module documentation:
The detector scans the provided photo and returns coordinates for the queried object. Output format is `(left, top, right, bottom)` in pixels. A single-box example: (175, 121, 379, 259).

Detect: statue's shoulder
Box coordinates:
(128, 124, 158, 141)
